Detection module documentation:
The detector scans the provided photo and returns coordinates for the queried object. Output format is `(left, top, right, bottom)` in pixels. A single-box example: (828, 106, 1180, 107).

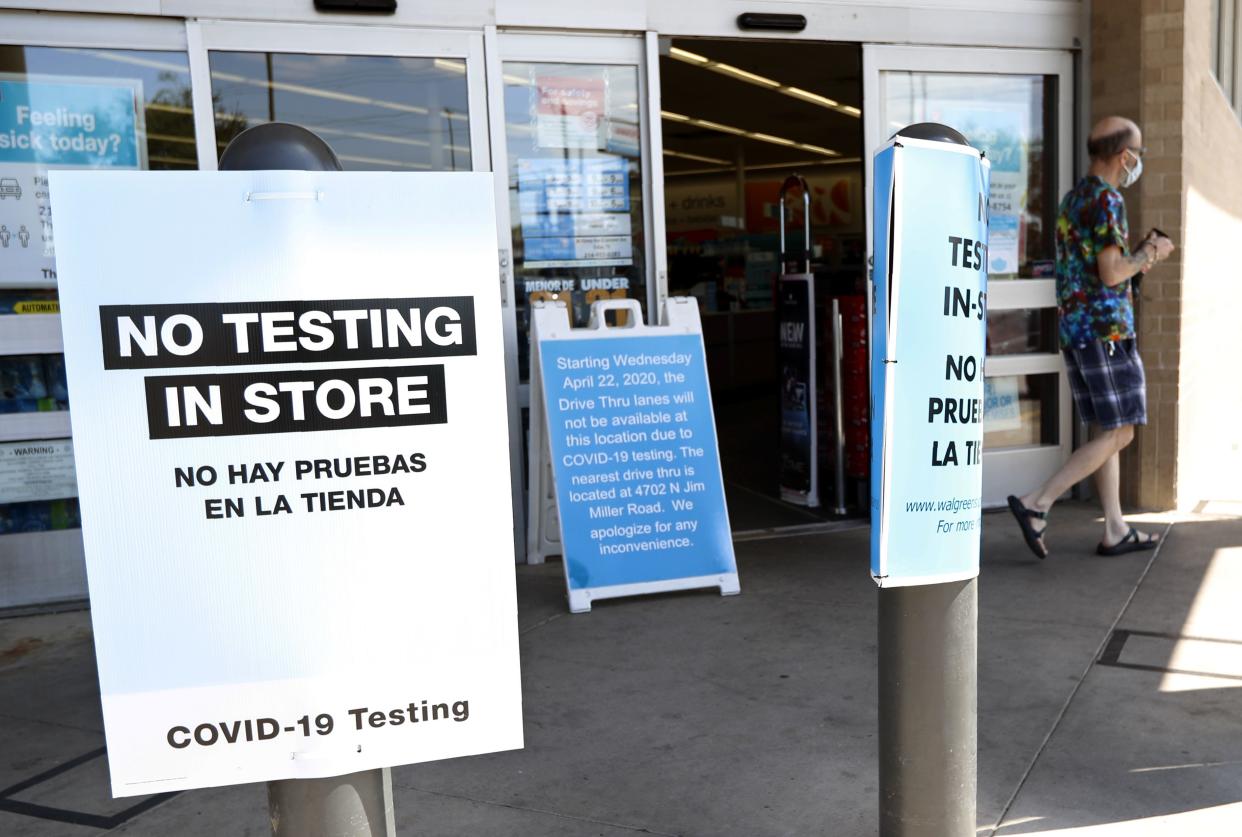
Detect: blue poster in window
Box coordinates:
(517, 155, 633, 267)
(0, 77, 142, 168)
(0, 75, 145, 288)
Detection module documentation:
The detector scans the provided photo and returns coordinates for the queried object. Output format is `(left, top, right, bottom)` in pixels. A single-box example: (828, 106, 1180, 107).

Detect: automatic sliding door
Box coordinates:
(864, 45, 1074, 506)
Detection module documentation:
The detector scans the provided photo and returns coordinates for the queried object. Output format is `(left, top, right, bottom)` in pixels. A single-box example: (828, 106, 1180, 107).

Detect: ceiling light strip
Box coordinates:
(664, 148, 731, 166)
(668, 49, 860, 118)
(665, 156, 863, 177)
(660, 110, 839, 157)
(210, 69, 431, 115)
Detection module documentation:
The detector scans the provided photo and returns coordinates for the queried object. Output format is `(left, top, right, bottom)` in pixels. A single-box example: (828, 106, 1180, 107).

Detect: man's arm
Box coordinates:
(1098, 233, 1175, 286)
(1097, 240, 1155, 287)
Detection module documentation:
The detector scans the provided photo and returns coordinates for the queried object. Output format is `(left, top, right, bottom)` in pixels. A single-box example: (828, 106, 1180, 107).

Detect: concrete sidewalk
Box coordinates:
(1, 501, 1239, 836)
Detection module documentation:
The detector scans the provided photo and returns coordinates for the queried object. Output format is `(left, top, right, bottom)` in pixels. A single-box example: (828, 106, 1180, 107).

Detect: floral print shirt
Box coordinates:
(1055, 175, 1135, 348)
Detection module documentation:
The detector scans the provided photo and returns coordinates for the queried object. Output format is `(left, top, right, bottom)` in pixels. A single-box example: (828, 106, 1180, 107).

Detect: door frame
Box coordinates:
(862, 44, 1075, 506)
(485, 29, 669, 560)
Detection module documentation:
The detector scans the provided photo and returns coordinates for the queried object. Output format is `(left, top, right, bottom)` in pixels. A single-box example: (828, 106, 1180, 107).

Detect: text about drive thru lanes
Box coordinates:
(544, 337, 718, 559)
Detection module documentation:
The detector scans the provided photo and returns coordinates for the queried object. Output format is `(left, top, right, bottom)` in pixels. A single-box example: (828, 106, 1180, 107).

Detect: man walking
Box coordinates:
(1007, 116, 1173, 559)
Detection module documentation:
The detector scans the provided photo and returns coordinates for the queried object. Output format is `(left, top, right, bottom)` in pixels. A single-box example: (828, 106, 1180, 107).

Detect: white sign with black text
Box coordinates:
(51, 171, 522, 796)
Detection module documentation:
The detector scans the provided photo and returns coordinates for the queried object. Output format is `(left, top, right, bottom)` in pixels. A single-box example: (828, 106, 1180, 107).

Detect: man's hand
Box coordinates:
(1148, 232, 1175, 261)
(1098, 232, 1174, 287)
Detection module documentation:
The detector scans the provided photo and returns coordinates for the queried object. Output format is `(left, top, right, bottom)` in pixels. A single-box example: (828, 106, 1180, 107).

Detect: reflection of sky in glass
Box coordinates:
(882, 72, 1059, 440)
(1, 46, 196, 169)
(209, 52, 471, 171)
(882, 71, 1052, 278)
(883, 73, 1040, 163)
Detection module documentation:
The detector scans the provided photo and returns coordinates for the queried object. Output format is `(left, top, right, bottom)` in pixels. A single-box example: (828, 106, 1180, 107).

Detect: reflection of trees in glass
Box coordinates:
(144, 71, 248, 168)
(1026, 139, 1047, 263)
(145, 72, 197, 170)
(214, 106, 250, 159)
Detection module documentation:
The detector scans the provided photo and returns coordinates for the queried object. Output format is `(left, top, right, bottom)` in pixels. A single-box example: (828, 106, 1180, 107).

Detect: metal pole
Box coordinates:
(878, 577, 977, 836)
(217, 123, 398, 837)
(830, 298, 847, 515)
(268, 769, 397, 837)
(874, 121, 982, 837)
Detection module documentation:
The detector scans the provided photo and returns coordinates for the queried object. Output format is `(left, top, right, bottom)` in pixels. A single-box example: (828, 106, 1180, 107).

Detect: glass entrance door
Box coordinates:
(863, 45, 1074, 507)
(486, 32, 667, 558)
(487, 32, 665, 393)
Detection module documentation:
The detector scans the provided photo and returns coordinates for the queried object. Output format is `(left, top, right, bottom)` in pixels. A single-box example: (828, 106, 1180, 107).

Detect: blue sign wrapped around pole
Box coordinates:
(870, 133, 990, 587)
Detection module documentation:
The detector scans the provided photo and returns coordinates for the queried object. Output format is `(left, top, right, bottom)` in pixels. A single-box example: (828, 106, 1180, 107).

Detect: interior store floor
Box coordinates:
(715, 389, 860, 532)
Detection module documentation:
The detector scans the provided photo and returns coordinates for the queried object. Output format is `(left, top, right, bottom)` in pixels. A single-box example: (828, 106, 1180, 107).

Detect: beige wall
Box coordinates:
(1178, 0, 1242, 504)
(1091, 0, 1242, 508)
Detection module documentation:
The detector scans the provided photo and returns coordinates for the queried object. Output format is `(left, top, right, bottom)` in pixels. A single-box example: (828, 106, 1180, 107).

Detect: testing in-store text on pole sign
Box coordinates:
(870, 134, 989, 586)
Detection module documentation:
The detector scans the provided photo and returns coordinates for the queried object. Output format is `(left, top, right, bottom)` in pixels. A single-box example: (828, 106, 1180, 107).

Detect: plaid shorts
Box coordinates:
(1063, 338, 1147, 430)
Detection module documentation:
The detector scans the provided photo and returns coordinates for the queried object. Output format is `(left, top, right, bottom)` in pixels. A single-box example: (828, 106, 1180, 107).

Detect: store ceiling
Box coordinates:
(661, 39, 863, 175)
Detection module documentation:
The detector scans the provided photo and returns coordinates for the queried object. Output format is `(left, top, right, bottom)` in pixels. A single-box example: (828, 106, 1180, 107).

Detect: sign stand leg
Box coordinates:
(878, 577, 977, 836)
(268, 768, 396, 837)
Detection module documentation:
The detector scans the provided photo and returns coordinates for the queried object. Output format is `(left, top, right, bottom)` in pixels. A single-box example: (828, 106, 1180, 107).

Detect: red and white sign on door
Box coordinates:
(535, 76, 604, 149)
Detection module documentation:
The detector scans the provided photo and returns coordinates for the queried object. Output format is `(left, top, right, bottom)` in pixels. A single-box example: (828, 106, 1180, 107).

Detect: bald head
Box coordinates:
(1087, 116, 1141, 161)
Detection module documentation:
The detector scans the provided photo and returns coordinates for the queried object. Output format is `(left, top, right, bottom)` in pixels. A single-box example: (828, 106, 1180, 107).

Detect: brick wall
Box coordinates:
(1090, 0, 1242, 507)
(1091, 0, 1181, 509)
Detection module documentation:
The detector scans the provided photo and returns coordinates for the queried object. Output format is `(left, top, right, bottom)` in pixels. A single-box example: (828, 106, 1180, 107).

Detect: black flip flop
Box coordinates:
(1007, 495, 1048, 559)
(1096, 527, 1159, 556)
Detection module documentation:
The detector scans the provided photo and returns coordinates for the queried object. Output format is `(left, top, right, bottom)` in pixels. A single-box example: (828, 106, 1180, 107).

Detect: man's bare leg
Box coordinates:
(1094, 450, 1129, 545)
(1018, 424, 1135, 540)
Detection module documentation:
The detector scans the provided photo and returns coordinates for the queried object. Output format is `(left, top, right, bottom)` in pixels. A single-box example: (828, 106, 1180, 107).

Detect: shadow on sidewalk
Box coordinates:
(992, 512, 1242, 835)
